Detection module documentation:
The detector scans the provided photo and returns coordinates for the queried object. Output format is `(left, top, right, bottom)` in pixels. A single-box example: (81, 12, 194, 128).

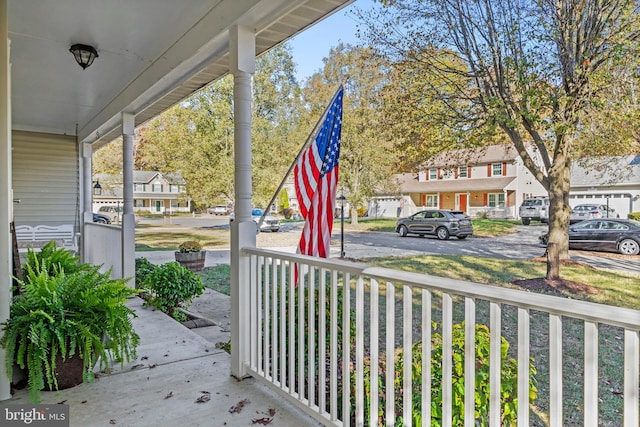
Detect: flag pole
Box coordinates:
(257, 81, 346, 229)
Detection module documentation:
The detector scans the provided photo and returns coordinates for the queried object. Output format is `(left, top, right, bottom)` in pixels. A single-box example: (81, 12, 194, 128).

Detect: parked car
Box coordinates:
(208, 205, 230, 215)
(539, 218, 640, 255)
(519, 196, 549, 225)
(396, 209, 473, 240)
(97, 205, 122, 223)
(570, 204, 619, 224)
(230, 208, 280, 232)
(92, 213, 111, 224)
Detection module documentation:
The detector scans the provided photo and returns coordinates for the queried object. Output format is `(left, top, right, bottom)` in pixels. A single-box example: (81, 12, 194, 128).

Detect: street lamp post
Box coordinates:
(338, 195, 346, 258)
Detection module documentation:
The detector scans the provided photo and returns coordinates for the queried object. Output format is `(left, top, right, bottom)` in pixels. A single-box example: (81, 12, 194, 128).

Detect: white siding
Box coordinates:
(12, 131, 79, 227)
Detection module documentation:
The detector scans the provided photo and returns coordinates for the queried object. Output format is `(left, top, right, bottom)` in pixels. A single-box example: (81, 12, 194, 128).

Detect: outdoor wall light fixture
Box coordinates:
(69, 44, 98, 69)
(93, 180, 102, 196)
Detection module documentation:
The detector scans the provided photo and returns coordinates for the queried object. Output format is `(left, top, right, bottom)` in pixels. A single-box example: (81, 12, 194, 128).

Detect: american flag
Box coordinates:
(294, 86, 344, 259)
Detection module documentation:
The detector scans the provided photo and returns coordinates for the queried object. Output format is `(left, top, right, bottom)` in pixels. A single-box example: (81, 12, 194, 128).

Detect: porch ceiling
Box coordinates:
(9, 0, 353, 146)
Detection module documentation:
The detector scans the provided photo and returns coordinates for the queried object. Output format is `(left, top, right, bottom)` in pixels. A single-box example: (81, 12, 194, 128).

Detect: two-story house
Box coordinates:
(370, 144, 547, 218)
(93, 171, 191, 217)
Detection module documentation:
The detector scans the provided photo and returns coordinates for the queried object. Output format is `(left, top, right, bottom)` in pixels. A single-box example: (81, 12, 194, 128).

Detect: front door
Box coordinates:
(456, 194, 468, 212)
(155, 201, 162, 213)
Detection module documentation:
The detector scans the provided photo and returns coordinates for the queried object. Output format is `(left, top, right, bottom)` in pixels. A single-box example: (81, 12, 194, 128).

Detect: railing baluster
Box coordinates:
(342, 272, 351, 427)
(319, 267, 327, 415)
(271, 257, 277, 384)
(288, 260, 295, 397)
(264, 257, 270, 380)
(330, 269, 338, 421)
(298, 263, 305, 403)
(279, 259, 286, 391)
(355, 275, 365, 425)
(249, 254, 258, 371)
(422, 289, 432, 427)
(257, 255, 264, 375)
(442, 292, 453, 427)
(464, 297, 476, 427)
(385, 281, 396, 427)
(489, 302, 501, 427)
(370, 278, 380, 427)
(308, 266, 316, 408)
(549, 314, 563, 427)
(624, 329, 639, 427)
(584, 321, 598, 427)
(403, 285, 413, 427)
(517, 307, 530, 427)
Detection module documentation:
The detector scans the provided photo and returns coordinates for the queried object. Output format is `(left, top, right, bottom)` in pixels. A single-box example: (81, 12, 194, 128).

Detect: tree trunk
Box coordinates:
(546, 242, 559, 280)
(350, 207, 359, 225)
(545, 151, 573, 280)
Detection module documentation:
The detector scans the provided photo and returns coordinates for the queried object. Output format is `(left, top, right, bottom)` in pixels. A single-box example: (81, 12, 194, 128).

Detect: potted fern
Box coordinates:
(0, 242, 140, 403)
(174, 240, 205, 272)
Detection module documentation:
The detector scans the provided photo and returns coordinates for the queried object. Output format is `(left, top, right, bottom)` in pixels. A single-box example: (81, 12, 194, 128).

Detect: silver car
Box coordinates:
(396, 209, 473, 240)
(570, 204, 619, 224)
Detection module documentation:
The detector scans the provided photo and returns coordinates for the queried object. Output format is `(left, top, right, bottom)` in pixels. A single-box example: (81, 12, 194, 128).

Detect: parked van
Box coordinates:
(518, 196, 549, 225)
(97, 205, 122, 223)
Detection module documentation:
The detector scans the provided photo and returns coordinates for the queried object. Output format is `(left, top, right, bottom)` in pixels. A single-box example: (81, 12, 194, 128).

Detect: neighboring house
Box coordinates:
(569, 155, 640, 218)
(93, 171, 191, 215)
(372, 144, 547, 218)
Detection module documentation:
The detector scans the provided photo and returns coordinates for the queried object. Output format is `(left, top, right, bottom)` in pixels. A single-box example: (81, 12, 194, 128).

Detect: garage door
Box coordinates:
(569, 193, 632, 218)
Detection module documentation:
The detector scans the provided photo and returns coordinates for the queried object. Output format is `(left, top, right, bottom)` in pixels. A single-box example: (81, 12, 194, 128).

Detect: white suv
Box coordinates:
(519, 196, 549, 225)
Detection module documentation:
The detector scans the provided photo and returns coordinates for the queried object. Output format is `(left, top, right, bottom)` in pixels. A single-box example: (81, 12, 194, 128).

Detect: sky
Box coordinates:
(287, 0, 376, 82)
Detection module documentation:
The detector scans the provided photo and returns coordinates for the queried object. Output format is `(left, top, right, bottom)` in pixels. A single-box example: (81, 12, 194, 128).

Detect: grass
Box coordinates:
(135, 228, 229, 251)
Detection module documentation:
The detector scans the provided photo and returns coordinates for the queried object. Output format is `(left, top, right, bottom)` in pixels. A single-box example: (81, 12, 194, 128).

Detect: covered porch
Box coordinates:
(1, 1, 640, 426)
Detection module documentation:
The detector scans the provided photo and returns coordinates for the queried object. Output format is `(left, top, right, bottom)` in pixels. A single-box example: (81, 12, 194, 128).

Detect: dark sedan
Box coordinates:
(540, 218, 640, 255)
(92, 213, 111, 224)
(396, 209, 473, 240)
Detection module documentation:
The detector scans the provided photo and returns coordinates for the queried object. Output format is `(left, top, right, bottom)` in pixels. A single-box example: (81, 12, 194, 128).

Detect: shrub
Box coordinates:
(628, 212, 640, 220)
(178, 240, 202, 253)
(357, 322, 537, 426)
(135, 257, 157, 289)
(142, 262, 204, 322)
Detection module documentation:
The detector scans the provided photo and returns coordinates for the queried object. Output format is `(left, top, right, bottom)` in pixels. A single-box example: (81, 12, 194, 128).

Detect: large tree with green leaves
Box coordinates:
(300, 43, 399, 223)
(135, 45, 303, 209)
(362, 0, 640, 279)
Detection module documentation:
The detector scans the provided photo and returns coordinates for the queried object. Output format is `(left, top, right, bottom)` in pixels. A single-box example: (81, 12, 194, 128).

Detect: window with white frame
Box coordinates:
(425, 194, 438, 207)
(488, 193, 505, 208)
(429, 168, 438, 180)
(152, 183, 163, 192)
(458, 166, 468, 178)
(492, 163, 503, 176)
(134, 183, 145, 192)
(169, 184, 180, 193)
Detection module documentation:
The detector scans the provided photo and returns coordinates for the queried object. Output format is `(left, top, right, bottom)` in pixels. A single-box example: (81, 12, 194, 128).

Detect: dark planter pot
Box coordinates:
(175, 251, 206, 272)
(44, 353, 85, 391)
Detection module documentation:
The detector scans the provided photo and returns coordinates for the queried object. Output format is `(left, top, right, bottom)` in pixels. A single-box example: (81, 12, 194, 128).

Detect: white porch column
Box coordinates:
(121, 113, 136, 283)
(0, 0, 11, 400)
(229, 24, 255, 379)
(81, 142, 93, 262)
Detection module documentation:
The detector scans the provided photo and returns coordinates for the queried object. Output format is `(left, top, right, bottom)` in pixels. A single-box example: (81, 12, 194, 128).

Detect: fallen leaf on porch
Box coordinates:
(57, 400, 67, 404)
(200, 390, 210, 394)
(195, 394, 211, 403)
(130, 364, 145, 370)
(229, 398, 250, 413)
(141, 356, 149, 360)
(109, 420, 116, 424)
(164, 392, 173, 399)
(251, 417, 273, 425)
(148, 364, 157, 368)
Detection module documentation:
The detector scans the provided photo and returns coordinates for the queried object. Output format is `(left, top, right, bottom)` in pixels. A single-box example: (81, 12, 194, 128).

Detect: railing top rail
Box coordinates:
(244, 247, 640, 331)
(242, 246, 367, 276)
(363, 266, 640, 330)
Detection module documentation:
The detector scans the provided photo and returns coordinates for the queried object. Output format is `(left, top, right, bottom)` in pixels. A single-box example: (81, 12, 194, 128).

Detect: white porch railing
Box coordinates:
(241, 247, 640, 427)
(84, 222, 122, 277)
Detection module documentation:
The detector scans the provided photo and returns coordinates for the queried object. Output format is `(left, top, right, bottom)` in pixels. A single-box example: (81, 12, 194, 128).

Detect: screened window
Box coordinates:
(458, 166, 467, 178)
(425, 195, 438, 207)
(152, 183, 163, 192)
(429, 168, 438, 180)
(488, 193, 505, 208)
(492, 163, 503, 176)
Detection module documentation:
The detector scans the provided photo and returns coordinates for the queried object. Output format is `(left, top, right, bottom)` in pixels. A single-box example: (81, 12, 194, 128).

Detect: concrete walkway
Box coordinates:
(5, 297, 320, 427)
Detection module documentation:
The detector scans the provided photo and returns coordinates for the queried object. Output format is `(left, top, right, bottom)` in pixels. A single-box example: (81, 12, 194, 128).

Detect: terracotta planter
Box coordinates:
(175, 251, 206, 272)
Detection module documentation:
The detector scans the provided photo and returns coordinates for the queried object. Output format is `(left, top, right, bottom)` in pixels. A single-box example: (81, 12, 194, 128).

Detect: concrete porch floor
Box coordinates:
(4, 297, 321, 427)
